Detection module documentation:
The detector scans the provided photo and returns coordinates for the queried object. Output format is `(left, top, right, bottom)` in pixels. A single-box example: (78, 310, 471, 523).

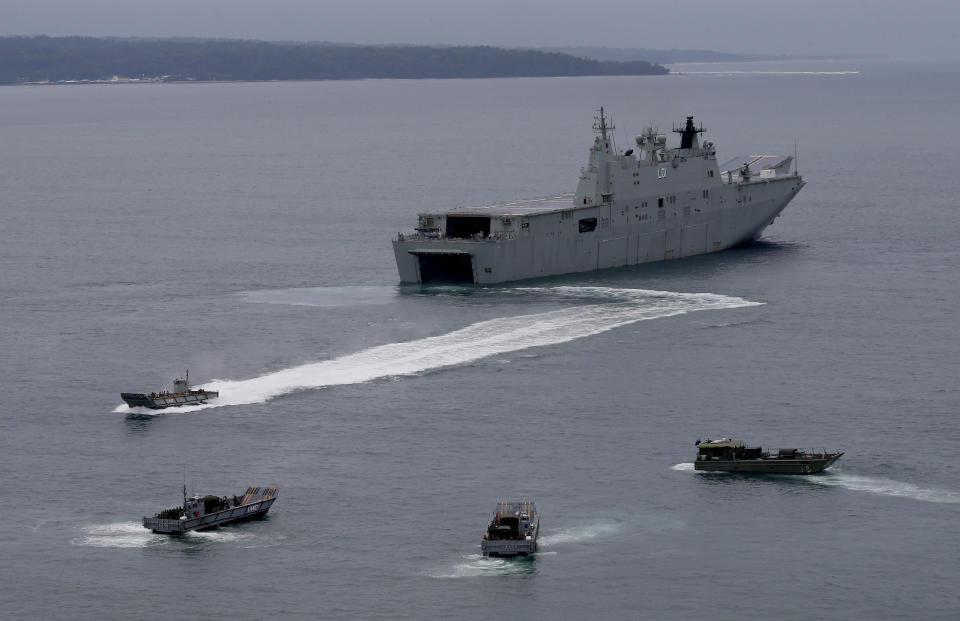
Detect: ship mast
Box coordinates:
(593, 106, 615, 142)
(672, 116, 705, 150)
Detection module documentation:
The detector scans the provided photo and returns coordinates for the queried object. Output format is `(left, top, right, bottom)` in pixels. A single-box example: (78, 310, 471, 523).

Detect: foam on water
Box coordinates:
(183, 529, 254, 543)
(113, 404, 196, 415)
(114, 287, 760, 411)
(806, 472, 960, 504)
(430, 554, 537, 579)
(672, 462, 960, 503)
(539, 521, 621, 546)
(73, 521, 263, 548)
(73, 522, 167, 549)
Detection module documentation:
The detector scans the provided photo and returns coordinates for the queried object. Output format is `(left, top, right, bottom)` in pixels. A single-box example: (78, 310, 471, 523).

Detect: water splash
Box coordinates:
(183, 529, 255, 543)
(73, 521, 264, 548)
(430, 554, 536, 579)
(72, 522, 166, 549)
(114, 287, 761, 412)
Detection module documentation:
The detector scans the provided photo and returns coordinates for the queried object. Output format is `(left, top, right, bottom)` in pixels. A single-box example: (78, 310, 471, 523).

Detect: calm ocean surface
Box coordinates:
(1, 59, 958, 620)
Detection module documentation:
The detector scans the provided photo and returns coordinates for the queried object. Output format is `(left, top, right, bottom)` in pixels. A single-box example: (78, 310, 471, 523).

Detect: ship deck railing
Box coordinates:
(395, 231, 519, 242)
(721, 171, 800, 184)
(143, 517, 186, 532)
(758, 448, 841, 459)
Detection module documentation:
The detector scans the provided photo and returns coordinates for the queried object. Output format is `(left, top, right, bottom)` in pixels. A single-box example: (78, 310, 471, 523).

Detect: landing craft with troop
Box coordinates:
(393, 108, 803, 284)
(120, 370, 218, 410)
(143, 485, 278, 534)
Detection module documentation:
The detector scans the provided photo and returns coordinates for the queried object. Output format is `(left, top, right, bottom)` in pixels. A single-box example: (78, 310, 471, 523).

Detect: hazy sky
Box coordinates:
(4, 0, 959, 60)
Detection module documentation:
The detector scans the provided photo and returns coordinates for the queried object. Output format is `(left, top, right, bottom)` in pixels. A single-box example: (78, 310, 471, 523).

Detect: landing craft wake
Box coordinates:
(672, 463, 960, 504)
(117, 287, 760, 411)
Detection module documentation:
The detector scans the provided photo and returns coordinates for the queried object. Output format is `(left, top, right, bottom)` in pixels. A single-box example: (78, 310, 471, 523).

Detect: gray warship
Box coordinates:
(481, 500, 539, 557)
(393, 108, 803, 284)
(143, 485, 278, 534)
(694, 439, 843, 474)
(121, 370, 218, 409)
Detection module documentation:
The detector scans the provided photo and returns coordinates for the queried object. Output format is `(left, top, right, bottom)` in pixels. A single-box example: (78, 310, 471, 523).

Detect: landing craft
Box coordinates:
(694, 438, 843, 474)
(143, 485, 278, 534)
(481, 500, 539, 557)
(121, 370, 218, 409)
(393, 109, 803, 284)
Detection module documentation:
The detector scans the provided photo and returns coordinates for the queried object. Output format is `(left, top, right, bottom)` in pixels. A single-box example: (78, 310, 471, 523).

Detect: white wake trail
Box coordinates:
(539, 521, 621, 546)
(671, 460, 960, 504)
(807, 473, 960, 504)
(118, 287, 761, 411)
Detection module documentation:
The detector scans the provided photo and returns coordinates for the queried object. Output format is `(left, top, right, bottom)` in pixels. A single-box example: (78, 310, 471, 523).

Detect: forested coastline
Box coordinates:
(0, 36, 669, 84)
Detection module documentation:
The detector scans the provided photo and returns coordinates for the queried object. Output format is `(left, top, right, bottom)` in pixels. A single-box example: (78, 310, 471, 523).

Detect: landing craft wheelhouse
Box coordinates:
(393, 108, 804, 284)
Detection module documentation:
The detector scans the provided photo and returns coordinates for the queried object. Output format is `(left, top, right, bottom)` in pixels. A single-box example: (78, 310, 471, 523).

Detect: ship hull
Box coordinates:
(694, 453, 843, 474)
(394, 177, 803, 285)
(121, 391, 219, 409)
(481, 539, 538, 557)
(143, 497, 276, 534)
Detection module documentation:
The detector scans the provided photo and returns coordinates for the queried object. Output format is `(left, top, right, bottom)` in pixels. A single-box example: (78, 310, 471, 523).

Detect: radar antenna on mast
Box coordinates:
(672, 116, 705, 150)
(593, 106, 615, 141)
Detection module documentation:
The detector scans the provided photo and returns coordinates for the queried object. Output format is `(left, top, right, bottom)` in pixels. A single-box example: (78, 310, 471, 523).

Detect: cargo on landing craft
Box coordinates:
(481, 500, 539, 557)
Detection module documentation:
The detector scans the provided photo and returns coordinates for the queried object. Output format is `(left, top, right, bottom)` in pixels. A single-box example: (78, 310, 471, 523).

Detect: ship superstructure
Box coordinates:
(393, 108, 803, 284)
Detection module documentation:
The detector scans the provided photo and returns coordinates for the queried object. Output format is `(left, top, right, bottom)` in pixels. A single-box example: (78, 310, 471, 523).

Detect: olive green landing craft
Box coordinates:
(695, 439, 843, 474)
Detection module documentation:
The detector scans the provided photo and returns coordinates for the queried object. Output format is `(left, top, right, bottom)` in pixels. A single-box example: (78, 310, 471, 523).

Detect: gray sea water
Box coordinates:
(1, 59, 959, 620)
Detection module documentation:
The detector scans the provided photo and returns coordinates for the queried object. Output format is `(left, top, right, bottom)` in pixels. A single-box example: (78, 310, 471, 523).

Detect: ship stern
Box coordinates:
(393, 238, 481, 284)
(481, 539, 537, 557)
